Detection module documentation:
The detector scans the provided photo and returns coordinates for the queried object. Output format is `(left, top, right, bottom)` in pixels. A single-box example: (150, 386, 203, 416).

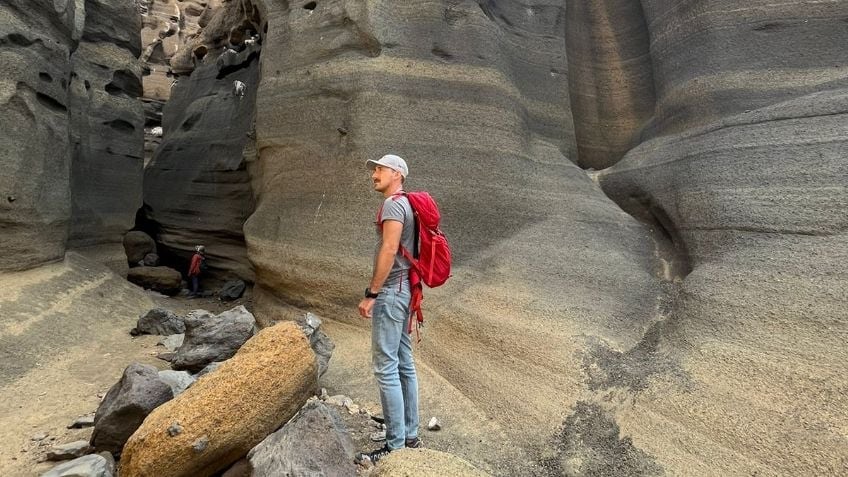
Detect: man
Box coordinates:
(357, 154, 421, 463)
(187, 245, 206, 296)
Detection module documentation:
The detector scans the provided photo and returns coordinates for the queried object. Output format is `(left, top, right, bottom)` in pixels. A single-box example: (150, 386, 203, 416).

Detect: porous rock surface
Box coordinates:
(170, 305, 257, 372)
(118, 321, 317, 477)
(142, 0, 261, 282)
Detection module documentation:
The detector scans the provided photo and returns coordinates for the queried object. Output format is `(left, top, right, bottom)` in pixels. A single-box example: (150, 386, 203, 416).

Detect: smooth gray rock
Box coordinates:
(0, 0, 78, 271)
(158, 333, 185, 352)
(68, 0, 144, 253)
(126, 266, 182, 296)
(219, 280, 246, 301)
(90, 363, 173, 454)
(134, 308, 185, 335)
(46, 440, 93, 461)
(195, 361, 224, 377)
(141, 253, 160, 267)
(157, 370, 195, 396)
(68, 415, 95, 429)
(122, 231, 156, 265)
(170, 306, 256, 372)
(40, 454, 113, 477)
(247, 401, 356, 477)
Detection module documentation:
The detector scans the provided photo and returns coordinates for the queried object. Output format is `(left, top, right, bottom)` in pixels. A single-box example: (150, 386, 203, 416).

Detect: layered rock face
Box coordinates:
(0, 0, 81, 271)
(68, 0, 145, 267)
(142, 0, 260, 282)
(0, 0, 144, 272)
(591, 1, 848, 475)
(247, 1, 663, 474)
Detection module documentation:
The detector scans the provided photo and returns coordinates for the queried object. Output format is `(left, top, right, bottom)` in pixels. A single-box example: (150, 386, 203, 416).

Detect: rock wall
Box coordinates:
(0, 0, 144, 272)
(142, 0, 262, 282)
(68, 0, 145, 268)
(247, 1, 664, 474)
(0, 0, 81, 271)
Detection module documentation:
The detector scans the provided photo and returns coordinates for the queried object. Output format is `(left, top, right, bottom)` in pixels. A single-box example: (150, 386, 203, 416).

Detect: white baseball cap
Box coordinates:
(366, 154, 408, 178)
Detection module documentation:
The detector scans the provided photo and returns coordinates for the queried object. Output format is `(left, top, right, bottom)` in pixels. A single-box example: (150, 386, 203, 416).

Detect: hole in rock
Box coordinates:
(36, 92, 67, 112)
(38, 73, 52, 83)
(304, 1, 317, 10)
(105, 119, 136, 133)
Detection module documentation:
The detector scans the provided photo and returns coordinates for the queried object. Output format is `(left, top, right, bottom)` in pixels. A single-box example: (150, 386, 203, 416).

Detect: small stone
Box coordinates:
(193, 436, 209, 453)
(369, 430, 386, 442)
(31, 432, 48, 441)
(319, 388, 329, 400)
(427, 416, 441, 431)
(68, 414, 95, 429)
(326, 394, 353, 408)
(346, 403, 360, 415)
(46, 440, 93, 461)
(167, 422, 183, 437)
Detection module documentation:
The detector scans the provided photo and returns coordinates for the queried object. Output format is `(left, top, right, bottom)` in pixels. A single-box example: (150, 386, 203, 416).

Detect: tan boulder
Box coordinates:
(118, 321, 317, 477)
(375, 448, 491, 477)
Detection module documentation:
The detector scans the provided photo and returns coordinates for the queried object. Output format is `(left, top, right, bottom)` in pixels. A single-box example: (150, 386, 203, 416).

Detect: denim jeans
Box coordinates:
(372, 280, 419, 450)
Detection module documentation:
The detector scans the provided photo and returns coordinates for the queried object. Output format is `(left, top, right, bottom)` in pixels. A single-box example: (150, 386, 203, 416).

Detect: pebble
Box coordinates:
(369, 430, 386, 442)
(31, 432, 48, 441)
(46, 440, 93, 461)
(67, 414, 95, 429)
(427, 416, 441, 431)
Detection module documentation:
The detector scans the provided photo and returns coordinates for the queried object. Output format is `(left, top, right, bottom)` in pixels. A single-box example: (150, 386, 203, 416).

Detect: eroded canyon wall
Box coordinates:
(247, 1, 666, 474)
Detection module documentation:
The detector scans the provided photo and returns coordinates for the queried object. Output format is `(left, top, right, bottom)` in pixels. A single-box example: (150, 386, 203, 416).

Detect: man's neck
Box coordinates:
(382, 185, 403, 198)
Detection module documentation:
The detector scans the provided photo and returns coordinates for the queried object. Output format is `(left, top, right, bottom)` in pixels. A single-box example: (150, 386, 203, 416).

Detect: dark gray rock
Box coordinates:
(134, 308, 185, 335)
(0, 0, 80, 271)
(123, 231, 157, 265)
(68, 0, 144, 254)
(219, 280, 246, 301)
(157, 370, 195, 396)
(46, 440, 93, 461)
(40, 454, 113, 477)
(299, 313, 334, 378)
(170, 306, 256, 372)
(90, 363, 173, 454)
(142, 33, 260, 284)
(126, 266, 182, 296)
(141, 253, 160, 266)
(247, 400, 356, 477)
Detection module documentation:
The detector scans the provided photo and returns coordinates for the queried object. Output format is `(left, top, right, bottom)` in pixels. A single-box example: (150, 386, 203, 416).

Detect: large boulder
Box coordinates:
(219, 280, 246, 302)
(247, 400, 356, 477)
(90, 363, 174, 455)
(118, 321, 318, 477)
(123, 231, 157, 265)
(126, 266, 182, 295)
(170, 306, 257, 372)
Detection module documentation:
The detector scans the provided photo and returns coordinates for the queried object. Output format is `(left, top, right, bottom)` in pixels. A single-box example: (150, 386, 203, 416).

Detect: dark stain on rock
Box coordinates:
(753, 22, 788, 32)
(582, 284, 692, 394)
(547, 401, 664, 476)
(431, 46, 454, 61)
(2, 33, 36, 47)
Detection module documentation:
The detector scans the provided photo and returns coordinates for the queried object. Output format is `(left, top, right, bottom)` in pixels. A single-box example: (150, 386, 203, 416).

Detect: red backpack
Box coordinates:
(379, 191, 452, 336)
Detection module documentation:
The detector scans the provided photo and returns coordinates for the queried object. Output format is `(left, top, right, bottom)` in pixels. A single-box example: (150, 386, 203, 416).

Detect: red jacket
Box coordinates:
(188, 253, 204, 276)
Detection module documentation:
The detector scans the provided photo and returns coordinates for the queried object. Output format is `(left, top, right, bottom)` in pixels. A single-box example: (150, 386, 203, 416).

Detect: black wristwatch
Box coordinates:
(364, 287, 380, 299)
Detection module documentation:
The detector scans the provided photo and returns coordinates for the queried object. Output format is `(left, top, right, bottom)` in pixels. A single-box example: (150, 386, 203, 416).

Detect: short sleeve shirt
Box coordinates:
(377, 194, 415, 286)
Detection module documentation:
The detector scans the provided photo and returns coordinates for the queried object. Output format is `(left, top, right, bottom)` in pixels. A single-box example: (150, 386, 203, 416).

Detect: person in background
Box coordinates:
(188, 245, 206, 296)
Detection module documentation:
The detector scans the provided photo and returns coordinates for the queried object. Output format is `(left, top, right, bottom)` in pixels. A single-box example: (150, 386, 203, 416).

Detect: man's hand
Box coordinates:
(358, 297, 376, 319)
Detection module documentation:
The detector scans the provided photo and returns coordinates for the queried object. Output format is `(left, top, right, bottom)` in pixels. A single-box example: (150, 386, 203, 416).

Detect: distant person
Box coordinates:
(188, 245, 206, 296)
(356, 154, 420, 464)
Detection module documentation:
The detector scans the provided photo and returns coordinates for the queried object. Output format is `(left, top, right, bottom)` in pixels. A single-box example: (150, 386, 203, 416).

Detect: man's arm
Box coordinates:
(358, 219, 402, 318)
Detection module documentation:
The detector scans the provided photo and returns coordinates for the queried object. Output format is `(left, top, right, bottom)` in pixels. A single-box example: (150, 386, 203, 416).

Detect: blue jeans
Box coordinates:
(372, 281, 419, 450)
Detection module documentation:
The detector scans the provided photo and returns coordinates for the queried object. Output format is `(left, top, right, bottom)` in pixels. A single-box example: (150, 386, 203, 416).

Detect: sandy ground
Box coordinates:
(0, 253, 251, 476)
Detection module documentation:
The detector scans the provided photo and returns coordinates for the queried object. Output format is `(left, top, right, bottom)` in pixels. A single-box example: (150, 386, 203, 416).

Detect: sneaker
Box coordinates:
(405, 437, 423, 448)
(356, 445, 392, 464)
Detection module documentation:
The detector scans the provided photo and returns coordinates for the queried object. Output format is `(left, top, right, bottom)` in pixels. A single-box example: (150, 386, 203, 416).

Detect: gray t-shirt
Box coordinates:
(376, 194, 415, 286)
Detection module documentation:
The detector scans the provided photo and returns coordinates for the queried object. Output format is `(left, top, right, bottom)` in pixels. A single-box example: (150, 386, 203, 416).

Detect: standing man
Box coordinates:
(187, 245, 206, 297)
(357, 154, 421, 463)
